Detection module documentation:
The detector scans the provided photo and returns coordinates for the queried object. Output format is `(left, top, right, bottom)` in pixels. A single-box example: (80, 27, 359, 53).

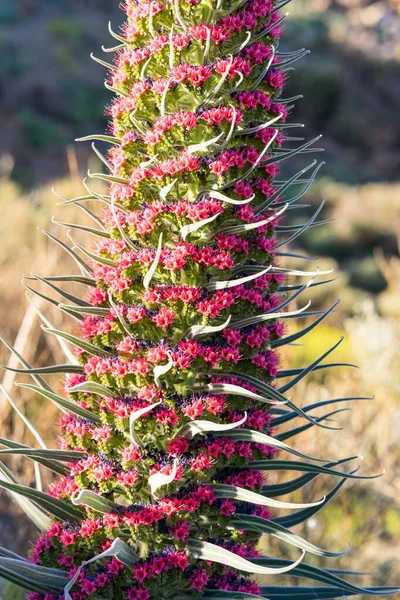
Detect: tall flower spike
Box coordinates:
(0, 1, 398, 600)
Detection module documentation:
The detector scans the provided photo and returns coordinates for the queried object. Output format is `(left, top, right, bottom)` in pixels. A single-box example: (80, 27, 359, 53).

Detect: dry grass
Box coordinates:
(0, 153, 105, 556)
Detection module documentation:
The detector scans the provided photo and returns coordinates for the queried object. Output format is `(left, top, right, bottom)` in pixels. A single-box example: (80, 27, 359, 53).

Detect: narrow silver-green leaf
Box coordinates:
(76, 134, 120, 145)
(228, 514, 349, 557)
(186, 316, 231, 339)
(0, 437, 68, 476)
(177, 412, 247, 440)
(0, 470, 82, 523)
(188, 539, 305, 575)
(210, 484, 324, 510)
(248, 458, 383, 480)
(0, 558, 68, 593)
(0, 462, 51, 531)
(196, 382, 287, 405)
(180, 213, 220, 241)
(42, 326, 112, 356)
(67, 380, 118, 398)
(0, 336, 52, 392)
(71, 489, 119, 513)
(204, 266, 271, 291)
(16, 383, 101, 423)
(144, 233, 163, 289)
(218, 428, 329, 462)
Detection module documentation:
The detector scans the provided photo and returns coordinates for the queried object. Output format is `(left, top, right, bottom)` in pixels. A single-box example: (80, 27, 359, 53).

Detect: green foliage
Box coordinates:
(0, 1, 18, 25)
(17, 110, 68, 150)
(48, 18, 84, 41)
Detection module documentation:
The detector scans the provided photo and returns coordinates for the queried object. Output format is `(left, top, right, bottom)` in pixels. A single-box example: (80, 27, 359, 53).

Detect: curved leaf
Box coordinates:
(218, 428, 330, 463)
(278, 337, 346, 393)
(40, 229, 92, 275)
(186, 316, 232, 339)
(0, 438, 69, 476)
(16, 383, 101, 423)
(0, 478, 83, 523)
(42, 326, 112, 356)
(201, 591, 266, 600)
(248, 458, 383, 480)
(67, 380, 118, 398)
(0, 335, 52, 392)
(0, 447, 85, 461)
(228, 514, 349, 557)
(67, 232, 117, 267)
(277, 408, 350, 441)
(260, 586, 400, 599)
(0, 558, 68, 594)
(261, 457, 358, 497)
(52, 217, 110, 239)
(218, 203, 288, 236)
(64, 537, 139, 600)
(29, 273, 90, 307)
(130, 401, 161, 446)
(177, 412, 248, 440)
(272, 472, 351, 528)
(188, 131, 223, 154)
(255, 160, 318, 214)
(180, 213, 220, 241)
(0, 462, 51, 531)
(204, 266, 271, 292)
(202, 190, 254, 206)
(144, 233, 163, 289)
(0, 364, 83, 375)
(230, 302, 311, 329)
(71, 489, 119, 513)
(148, 459, 179, 497)
(154, 354, 173, 387)
(196, 382, 287, 405)
(272, 396, 373, 428)
(217, 371, 339, 431)
(188, 538, 305, 575)
(210, 484, 324, 510)
(76, 134, 120, 145)
(270, 301, 340, 348)
(256, 559, 400, 597)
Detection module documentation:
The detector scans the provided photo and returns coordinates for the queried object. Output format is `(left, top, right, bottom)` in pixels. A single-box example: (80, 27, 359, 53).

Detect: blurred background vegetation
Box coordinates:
(0, 0, 399, 598)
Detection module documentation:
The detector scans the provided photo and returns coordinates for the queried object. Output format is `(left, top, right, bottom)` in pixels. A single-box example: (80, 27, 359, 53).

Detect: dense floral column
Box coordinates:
(1, 1, 398, 600)
(28, 0, 293, 597)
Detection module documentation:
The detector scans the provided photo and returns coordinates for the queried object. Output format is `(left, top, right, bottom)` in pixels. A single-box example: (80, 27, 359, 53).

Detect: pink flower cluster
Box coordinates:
(210, 146, 263, 176)
(142, 106, 242, 146)
(100, 197, 224, 238)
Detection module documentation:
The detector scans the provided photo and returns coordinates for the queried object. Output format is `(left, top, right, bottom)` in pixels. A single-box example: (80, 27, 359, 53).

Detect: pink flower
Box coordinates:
(126, 587, 150, 600)
(91, 426, 112, 442)
(127, 306, 147, 323)
(167, 437, 189, 456)
(191, 455, 213, 471)
(60, 530, 78, 547)
(80, 579, 97, 595)
(80, 518, 102, 538)
(96, 573, 109, 588)
(103, 513, 121, 529)
(58, 554, 75, 568)
(107, 557, 125, 575)
(152, 308, 176, 328)
(220, 499, 236, 516)
(190, 569, 209, 592)
(170, 520, 191, 541)
(117, 470, 139, 486)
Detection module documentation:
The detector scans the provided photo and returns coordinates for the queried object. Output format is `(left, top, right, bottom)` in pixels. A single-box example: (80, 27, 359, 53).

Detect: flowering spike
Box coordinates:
(0, 1, 397, 599)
